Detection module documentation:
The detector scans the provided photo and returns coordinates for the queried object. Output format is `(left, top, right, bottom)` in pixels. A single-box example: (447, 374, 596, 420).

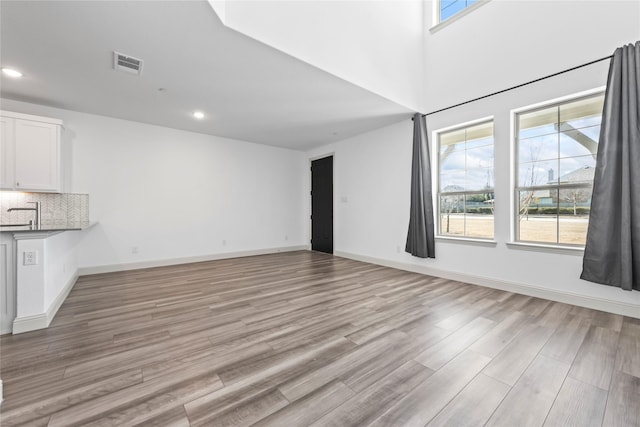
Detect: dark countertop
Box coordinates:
(0, 221, 95, 233)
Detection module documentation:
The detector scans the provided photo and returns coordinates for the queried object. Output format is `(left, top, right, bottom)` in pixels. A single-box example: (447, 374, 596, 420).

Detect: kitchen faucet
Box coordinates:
(7, 201, 41, 229)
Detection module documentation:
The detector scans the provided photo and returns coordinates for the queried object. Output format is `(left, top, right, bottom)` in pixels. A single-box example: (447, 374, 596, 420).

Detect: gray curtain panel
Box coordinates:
(406, 113, 436, 258)
(581, 41, 640, 291)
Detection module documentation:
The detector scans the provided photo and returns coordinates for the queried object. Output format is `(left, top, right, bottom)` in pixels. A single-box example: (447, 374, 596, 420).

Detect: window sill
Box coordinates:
(506, 241, 584, 256)
(430, 0, 491, 34)
(436, 236, 497, 247)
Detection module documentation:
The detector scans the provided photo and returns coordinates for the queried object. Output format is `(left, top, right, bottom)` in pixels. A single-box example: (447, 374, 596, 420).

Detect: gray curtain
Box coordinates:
(406, 113, 435, 258)
(581, 41, 640, 291)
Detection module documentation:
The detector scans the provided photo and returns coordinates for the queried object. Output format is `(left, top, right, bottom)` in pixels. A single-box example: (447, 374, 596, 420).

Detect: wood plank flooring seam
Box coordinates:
(468, 381, 513, 427)
(423, 370, 481, 426)
(425, 372, 513, 427)
(539, 371, 571, 427)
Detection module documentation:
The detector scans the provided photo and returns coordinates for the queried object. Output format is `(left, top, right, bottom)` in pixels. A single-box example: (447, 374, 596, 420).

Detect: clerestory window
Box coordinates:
(439, 0, 479, 22)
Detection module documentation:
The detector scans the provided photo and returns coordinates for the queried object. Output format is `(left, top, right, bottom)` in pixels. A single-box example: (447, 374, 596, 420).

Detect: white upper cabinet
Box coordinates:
(0, 111, 62, 192)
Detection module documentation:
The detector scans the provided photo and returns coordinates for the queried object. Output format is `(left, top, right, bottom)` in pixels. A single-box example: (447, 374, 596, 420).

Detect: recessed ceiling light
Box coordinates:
(193, 111, 205, 119)
(2, 68, 23, 78)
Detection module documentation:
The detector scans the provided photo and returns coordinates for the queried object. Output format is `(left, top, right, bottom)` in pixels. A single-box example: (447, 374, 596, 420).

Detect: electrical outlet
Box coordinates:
(23, 250, 38, 265)
(131, 246, 139, 254)
(285, 235, 289, 241)
(222, 239, 227, 246)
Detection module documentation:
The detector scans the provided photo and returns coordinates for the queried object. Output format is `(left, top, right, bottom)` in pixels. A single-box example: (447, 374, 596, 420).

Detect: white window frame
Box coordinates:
(435, 116, 495, 242)
(510, 87, 606, 249)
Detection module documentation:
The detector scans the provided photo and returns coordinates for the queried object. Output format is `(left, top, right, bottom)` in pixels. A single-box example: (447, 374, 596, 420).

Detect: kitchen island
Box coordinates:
(1, 222, 95, 334)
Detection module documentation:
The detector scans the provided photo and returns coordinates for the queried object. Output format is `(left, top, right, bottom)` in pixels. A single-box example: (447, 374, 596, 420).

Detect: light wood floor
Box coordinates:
(0, 251, 638, 426)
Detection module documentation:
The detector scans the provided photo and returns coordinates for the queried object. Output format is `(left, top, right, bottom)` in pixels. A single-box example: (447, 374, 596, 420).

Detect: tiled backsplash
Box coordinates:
(0, 192, 89, 226)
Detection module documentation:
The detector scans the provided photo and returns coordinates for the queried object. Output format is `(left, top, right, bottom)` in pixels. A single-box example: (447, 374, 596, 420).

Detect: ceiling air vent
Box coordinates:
(113, 51, 143, 75)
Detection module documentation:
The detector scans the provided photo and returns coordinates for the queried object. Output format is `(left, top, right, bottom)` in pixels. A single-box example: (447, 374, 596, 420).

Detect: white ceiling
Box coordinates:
(0, 1, 413, 150)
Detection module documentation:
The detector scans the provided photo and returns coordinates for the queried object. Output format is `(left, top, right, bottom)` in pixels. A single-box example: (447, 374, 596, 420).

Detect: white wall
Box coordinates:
(423, 0, 640, 112)
(307, 123, 412, 259)
(208, 0, 639, 115)
(1, 99, 307, 271)
(212, 0, 425, 112)
(306, 60, 640, 316)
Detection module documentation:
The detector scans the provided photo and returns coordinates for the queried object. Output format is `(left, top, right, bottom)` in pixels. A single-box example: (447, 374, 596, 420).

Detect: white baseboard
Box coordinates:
(335, 251, 640, 319)
(47, 272, 78, 324)
(78, 245, 308, 276)
(12, 272, 78, 334)
(11, 312, 48, 334)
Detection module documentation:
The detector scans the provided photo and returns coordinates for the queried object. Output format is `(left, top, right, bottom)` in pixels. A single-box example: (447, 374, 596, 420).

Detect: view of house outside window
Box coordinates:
(515, 93, 604, 246)
(438, 120, 494, 239)
(440, 0, 478, 22)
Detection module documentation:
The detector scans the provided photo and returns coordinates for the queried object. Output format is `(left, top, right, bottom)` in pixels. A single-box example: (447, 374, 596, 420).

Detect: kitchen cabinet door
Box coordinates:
(14, 119, 60, 192)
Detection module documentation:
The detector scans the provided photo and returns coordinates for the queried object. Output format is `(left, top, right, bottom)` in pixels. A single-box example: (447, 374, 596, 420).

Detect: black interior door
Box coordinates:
(311, 156, 333, 254)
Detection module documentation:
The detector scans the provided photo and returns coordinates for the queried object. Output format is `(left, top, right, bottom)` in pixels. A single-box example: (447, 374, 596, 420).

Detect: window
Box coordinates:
(515, 93, 604, 246)
(438, 120, 494, 239)
(439, 0, 478, 22)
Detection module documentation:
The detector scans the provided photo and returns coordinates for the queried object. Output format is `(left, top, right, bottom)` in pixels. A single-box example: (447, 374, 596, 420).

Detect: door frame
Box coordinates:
(308, 153, 335, 252)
